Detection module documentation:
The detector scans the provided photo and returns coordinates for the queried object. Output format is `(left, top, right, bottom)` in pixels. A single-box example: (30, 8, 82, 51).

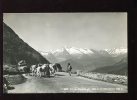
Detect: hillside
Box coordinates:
(3, 23, 50, 65)
(92, 57, 127, 75)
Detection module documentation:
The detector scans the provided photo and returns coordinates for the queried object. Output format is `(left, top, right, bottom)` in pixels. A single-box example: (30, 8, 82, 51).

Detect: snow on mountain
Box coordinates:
(39, 47, 95, 62)
(65, 47, 84, 55)
(79, 48, 94, 54)
(52, 48, 70, 57)
(39, 51, 49, 56)
(39, 47, 127, 63)
(48, 47, 94, 56)
(63, 47, 94, 55)
(104, 48, 127, 56)
(40, 47, 127, 57)
(51, 48, 64, 54)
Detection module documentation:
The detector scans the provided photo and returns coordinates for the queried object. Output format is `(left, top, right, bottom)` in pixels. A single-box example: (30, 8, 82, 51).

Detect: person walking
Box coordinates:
(67, 63, 72, 76)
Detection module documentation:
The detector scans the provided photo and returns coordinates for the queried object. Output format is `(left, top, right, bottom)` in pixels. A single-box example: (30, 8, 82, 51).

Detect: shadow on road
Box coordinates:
(39, 76, 55, 78)
(55, 74, 66, 76)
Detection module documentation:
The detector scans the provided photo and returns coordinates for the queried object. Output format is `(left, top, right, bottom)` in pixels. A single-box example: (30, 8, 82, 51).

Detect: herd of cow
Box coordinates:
(18, 63, 62, 78)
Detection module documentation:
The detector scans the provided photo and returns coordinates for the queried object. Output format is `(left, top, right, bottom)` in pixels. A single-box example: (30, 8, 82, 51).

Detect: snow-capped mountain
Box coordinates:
(39, 47, 127, 72)
(39, 47, 127, 61)
(40, 47, 96, 61)
(65, 47, 94, 55)
(50, 47, 94, 56)
(50, 47, 127, 55)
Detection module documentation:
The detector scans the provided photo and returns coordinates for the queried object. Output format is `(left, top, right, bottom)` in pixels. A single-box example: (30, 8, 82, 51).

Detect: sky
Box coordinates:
(3, 13, 127, 52)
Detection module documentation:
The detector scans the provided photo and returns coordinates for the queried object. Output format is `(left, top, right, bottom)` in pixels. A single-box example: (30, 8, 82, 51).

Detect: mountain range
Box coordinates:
(40, 47, 127, 60)
(39, 47, 127, 73)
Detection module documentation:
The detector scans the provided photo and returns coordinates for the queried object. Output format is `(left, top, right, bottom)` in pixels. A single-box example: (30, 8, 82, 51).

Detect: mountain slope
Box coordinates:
(3, 23, 50, 65)
(92, 57, 127, 75)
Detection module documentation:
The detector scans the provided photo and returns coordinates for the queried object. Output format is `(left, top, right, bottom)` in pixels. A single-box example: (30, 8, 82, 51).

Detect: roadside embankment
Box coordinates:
(76, 70, 127, 85)
(3, 65, 27, 85)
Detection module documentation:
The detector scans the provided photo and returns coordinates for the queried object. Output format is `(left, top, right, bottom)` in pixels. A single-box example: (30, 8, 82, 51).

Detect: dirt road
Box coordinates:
(8, 72, 127, 93)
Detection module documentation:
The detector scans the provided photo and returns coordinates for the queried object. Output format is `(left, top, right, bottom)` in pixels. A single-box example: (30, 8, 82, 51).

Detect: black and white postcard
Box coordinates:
(3, 13, 127, 93)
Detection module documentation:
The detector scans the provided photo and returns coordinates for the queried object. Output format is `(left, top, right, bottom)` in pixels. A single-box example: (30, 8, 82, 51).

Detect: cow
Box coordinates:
(30, 65, 37, 76)
(49, 64, 57, 76)
(49, 63, 62, 76)
(36, 64, 50, 77)
(36, 65, 42, 77)
(36, 64, 58, 78)
(35, 63, 62, 78)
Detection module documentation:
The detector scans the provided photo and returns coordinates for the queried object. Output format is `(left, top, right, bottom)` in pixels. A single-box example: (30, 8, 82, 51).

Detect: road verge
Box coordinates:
(76, 70, 127, 85)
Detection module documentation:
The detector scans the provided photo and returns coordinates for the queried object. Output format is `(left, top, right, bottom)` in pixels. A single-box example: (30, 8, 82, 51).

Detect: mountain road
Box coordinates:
(8, 72, 127, 93)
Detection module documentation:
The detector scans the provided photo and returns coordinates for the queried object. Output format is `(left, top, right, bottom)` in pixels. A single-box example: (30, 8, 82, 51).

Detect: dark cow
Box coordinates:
(55, 63, 62, 72)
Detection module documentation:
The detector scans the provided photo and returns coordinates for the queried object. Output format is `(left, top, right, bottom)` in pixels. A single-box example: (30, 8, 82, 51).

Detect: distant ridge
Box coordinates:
(3, 23, 50, 65)
(92, 57, 127, 75)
